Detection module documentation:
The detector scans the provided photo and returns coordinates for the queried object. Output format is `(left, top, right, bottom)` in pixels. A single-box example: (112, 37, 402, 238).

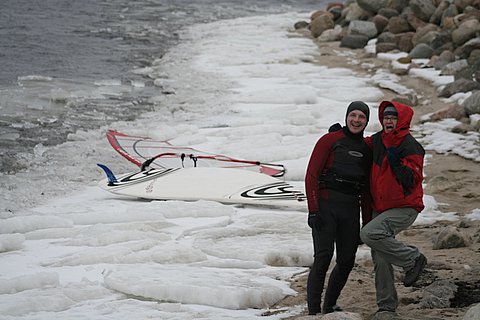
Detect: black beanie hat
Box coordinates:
(346, 101, 370, 123)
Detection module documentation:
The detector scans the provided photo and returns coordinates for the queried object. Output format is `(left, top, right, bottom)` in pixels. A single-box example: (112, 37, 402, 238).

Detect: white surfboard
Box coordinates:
(98, 165, 307, 210)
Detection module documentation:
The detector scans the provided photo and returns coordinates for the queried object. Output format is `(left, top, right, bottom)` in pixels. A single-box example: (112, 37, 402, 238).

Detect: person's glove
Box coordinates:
(329, 123, 342, 133)
(308, 213, 323, 230)
(386, 147, 401, 167)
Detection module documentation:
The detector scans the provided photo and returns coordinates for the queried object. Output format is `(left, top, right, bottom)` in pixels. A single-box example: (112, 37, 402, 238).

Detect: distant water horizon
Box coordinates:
(0, 0, 329, 173)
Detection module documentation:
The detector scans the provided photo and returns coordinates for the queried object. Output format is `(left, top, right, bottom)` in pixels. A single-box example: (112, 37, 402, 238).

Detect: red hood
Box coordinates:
(379, 100, 413, 147)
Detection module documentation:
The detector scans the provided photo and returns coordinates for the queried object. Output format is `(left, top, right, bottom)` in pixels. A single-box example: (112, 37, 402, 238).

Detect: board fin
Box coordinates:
(97, 164, 118, 185)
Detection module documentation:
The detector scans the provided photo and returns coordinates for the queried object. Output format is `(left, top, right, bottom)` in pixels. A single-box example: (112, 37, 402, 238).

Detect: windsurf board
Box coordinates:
(98, 165, 306, 210)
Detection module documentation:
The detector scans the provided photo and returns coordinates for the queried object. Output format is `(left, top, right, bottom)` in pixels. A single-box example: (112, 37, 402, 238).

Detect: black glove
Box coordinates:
(329, 123, 342, 133)
(308, 213, 323, 230)
(386, 147, 401, 167)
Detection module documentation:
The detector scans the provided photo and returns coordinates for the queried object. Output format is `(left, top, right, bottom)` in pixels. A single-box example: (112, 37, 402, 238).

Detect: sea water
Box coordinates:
(0, 0, 325, 173)
(0, 0, 328, 212)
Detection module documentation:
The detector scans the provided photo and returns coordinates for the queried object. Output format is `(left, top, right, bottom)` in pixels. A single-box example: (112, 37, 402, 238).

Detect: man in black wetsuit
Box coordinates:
(304, 101, 372, 315)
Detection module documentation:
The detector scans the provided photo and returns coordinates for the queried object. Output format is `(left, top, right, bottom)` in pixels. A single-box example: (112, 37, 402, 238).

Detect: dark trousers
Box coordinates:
(307, 190, 360, 314)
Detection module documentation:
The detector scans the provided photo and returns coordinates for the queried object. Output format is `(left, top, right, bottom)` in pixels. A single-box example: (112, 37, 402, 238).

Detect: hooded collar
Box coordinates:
(379, 100, 413, 147)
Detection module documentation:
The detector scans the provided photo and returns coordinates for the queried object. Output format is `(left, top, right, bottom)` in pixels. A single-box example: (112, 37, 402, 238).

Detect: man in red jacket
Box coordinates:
(305, 101, 372, 315)
(360, 101, 427, 317)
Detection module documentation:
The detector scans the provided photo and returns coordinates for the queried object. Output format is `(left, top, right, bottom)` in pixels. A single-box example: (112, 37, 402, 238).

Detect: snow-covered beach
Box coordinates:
(1, 10, 479, 320)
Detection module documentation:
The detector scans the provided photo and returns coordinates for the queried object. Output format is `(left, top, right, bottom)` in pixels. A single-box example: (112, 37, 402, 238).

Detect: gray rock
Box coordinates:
(388, 16, 412, 34)
(396, 32, 415, 52)
(452, 19, 480, 46)
(348, 20, 378, 39)
(441, 59, 469, 75)
(357, 0, 391, 14)
(428, 104, 467, 121)
(340, 34, 369, 49)
(412, 23, 439, 46)
(421, 280, 458, 308)
(373, 14, 390, 33)
(463, 303, 480, 320)
(438, 78, 480, 98)
(390, 0, 410, 14)
(454, 65, 476, 81)
(392, 93, 419, 106)
(409, 0, 436, 22)
(310, 14, 335, 38)
(416, 30, 440, 47)
(462, 37, 480, 58)
(378, 8, 399, 18)
(430, 30, 453, 50)
(462, 90, 480, 115)
(434, 50, 456, 70)
(294, 21, 309, 30)
(433, 226, 472, 249)
(376, 42, 399, 53)
(430, 0, 450, 25)
(377, 31, 396, 44)
(409, 43, 434, 59)
(317, 25, 343, 42)
(468, 49, 480, 67)
(441, 3, 459, 23)
(345, 2, 367, 22)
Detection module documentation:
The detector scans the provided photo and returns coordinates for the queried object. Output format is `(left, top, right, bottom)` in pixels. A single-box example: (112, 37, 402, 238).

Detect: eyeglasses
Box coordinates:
(383, 116, 398, 121)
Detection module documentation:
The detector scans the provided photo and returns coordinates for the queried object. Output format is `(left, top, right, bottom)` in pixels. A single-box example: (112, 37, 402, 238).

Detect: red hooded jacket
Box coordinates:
(365, 101, 425, 214)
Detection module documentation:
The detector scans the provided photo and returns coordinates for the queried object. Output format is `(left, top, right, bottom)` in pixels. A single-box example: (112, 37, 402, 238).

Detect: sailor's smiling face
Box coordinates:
(346, 110, 368, 134)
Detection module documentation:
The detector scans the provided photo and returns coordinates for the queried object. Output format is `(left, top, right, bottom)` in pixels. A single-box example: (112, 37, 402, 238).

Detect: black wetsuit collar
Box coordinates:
(342, 126, 364, 140)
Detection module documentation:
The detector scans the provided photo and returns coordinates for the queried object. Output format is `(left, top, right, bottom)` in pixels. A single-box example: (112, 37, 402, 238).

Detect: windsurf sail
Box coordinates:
(106, 130, 286, 177)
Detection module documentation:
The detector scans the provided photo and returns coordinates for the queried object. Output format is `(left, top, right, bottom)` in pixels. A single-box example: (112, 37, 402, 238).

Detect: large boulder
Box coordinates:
(432, 226, 472, 249)
(378, 7, 400, 18)
(429, 103, 467, 121)
(452, 19, 480, 46)
(462, 90, 480, 115)
(461, 37, 480, 58)
(396, 32, 415, 52)
(438, 78, 480, 98)
(317, 25, 344, 42)
(373, 14, 390, 33)
(463, 303, 480, 320)
(344, 2, 368, 22)
(433, 50, 456, 70)
(356, 0, 391, 14)
(421, 280, 458, 308)
(310, 14, 335, 38)
(410, 0, 437, 22)
(348, 20, 378, 38)
(441, 59, 469, 75)
(388, 16, 412, 33)
(340, 34, 370, 49)
(430, 0, 450, 25)
(412, 24, 440, 46)
(409, 43, 434, 58)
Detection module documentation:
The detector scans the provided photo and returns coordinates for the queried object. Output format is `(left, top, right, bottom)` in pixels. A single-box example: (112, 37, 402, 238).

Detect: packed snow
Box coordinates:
(1, 12, 478, 320)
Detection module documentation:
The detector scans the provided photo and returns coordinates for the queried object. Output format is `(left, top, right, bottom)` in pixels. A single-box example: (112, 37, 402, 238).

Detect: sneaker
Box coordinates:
(322, 304, 343, 314)
(308, 309, 320, 316)
(373, 309, 399, 320)
(403, 253, 427, 287)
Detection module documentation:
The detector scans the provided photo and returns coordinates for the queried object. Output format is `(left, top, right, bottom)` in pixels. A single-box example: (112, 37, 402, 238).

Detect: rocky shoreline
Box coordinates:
(295, 0, 480, 132)
(272, 1, 480, 319)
